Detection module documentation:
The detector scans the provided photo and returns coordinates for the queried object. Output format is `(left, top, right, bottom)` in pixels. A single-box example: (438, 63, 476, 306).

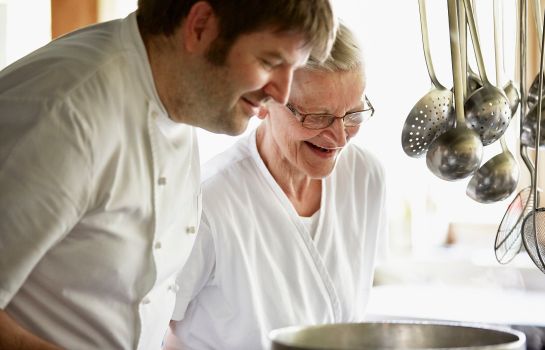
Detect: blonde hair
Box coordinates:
(305, 22, 364, 73)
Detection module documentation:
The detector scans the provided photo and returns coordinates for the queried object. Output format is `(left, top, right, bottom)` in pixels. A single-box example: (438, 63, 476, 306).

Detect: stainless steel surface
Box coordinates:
(462, 0, 512, 146)
(401, 0, 454, 158)
(269, 321, 526, 350)
(466, 0, 519, 204)
(426, 0, 482, 181)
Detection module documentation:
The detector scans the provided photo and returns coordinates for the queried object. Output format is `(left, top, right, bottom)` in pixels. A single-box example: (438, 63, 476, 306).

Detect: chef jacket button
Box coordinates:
(154, 241, 162, 249)
(151, 111, 159, 119)
(158, 177, 167, 186)
(186, 226, 196, 234)
(142, 297, 151, 305)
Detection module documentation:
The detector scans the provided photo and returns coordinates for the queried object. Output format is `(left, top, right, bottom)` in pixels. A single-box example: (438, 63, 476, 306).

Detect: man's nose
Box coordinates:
(262, 68, 292, 105)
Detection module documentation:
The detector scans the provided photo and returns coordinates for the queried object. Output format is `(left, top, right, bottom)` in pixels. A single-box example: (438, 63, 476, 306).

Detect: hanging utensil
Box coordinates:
(527, 0, 544, 109)
(494, 0, 537, 264)
(500, 0, 521, 115)
(467, 0, 484, 95)
(466, 0, 519, 204)
(521, 7, 545, 273)
(401, 0, 455, 158)
(463, 0, 513, 146)
(426, 0, 483, 181)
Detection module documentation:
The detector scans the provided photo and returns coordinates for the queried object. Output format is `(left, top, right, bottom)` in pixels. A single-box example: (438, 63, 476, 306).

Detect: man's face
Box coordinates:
(187, 29, 311, 136)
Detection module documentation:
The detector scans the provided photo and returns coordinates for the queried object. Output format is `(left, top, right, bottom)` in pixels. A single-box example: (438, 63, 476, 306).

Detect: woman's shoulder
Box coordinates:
(338, 143, 385, 178)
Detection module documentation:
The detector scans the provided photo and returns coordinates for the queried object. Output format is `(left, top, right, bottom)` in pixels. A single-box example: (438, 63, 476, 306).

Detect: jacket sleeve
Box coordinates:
(0, 97, 92, 308)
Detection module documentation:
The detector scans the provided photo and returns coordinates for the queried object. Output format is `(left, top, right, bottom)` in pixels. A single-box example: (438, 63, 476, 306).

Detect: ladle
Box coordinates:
(466, 0, 519, 204)
(401, 0, 455, 158)
(463, 0, 512, 146)
(426, 0, 483, 181)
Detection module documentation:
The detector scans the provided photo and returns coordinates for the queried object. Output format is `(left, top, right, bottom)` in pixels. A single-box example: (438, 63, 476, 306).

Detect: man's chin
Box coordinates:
(205, 115, 252, 136)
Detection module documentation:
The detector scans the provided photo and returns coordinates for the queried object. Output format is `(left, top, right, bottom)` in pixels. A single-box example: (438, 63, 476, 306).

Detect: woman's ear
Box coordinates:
(182, 1, 219, 54)
(257, 106, 269, 120)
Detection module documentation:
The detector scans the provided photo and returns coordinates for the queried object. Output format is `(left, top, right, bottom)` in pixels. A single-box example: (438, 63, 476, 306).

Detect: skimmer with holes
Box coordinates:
(401, 0, 455, 158)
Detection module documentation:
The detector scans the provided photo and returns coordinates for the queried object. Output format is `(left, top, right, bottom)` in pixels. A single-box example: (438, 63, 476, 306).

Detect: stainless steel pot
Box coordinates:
(269, 321, 526, 350)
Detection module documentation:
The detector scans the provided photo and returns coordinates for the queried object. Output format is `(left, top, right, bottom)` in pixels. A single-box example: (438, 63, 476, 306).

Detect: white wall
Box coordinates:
(0, 0, 50, 66)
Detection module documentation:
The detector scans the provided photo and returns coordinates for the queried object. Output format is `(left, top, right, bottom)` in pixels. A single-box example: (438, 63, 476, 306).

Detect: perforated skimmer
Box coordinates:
(401, 0, 454, 158)
(463, 0, 512, 146)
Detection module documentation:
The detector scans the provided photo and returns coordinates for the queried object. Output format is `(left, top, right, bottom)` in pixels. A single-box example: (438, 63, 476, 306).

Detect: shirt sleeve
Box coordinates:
(171, 212, 216, 321)
(0, 97, 92, 308)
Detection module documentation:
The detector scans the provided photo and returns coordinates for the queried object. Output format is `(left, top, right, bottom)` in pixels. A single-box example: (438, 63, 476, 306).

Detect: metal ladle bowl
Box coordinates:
(466, 138, 519, 203)
(426, 127, 483, 180)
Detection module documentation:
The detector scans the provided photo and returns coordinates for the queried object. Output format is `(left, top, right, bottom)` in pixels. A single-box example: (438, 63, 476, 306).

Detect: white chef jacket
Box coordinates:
(0, 12, 201, 350)
(168, 130, 388, 350)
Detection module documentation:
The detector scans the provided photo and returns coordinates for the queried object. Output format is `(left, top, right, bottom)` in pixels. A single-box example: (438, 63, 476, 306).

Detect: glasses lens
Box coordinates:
(302, 115, 334, 129)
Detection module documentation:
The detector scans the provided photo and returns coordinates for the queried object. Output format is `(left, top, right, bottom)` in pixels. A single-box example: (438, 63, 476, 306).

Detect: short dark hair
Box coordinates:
(137, 0, 336, 62)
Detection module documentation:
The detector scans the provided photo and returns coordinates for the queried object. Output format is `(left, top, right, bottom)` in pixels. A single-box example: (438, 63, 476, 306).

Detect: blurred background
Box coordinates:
(1, 0, 544, 344)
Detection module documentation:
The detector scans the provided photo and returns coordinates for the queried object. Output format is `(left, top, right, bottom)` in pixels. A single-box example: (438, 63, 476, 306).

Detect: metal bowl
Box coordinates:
(269, 321, 525, 350)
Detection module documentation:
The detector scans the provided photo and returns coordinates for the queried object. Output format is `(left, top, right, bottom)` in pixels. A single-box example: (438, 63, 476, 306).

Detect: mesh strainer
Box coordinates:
(401, 0, 455, 158)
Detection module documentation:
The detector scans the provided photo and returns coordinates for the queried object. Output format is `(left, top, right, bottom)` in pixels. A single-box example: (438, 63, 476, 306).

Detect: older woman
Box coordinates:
(167, 23, 387, 350)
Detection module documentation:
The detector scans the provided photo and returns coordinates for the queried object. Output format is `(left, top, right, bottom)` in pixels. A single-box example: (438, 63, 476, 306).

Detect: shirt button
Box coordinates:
(142, 297, 151, 305)
(186, 226, 196, 234)
(154, 241, 162, 249)
(168, 284, 180, 293)
(158, 177, 167, 186)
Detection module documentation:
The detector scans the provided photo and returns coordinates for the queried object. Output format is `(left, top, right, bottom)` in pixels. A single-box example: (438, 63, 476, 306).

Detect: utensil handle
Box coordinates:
(534, 8, 545, 206)
(448, 0, 465, 125)
(418, 0, 444, 89)
(463, 0, 490, 84)
(494, 0, 504, 86)
(535, 0, 543, 52)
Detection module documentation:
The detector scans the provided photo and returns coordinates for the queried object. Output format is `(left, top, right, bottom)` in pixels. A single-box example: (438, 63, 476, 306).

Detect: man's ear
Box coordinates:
(182, 1, 219, 54)
(257, 106, 269, 120)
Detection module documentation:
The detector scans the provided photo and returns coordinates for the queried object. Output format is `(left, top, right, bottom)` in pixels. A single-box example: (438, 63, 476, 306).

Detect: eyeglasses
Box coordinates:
(286, 96, 375, 130)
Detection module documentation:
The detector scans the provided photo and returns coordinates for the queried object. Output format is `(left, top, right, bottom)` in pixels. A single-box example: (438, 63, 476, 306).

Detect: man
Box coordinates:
(167, 23, 387, 350)
(0, 1, 335, 349)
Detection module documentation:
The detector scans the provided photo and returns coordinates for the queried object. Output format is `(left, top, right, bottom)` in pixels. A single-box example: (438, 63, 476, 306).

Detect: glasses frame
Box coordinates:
(286, 96, 375, 130)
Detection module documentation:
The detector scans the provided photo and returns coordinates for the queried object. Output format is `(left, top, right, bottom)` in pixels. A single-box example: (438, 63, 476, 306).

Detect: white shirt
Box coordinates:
(168, 130, 388, 350)
(0, 13, 201, 350)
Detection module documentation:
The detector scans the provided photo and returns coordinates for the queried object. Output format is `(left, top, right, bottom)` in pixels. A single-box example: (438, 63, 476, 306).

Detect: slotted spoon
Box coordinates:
(402, 0, 455, 158)
(463, 0, 513, 146)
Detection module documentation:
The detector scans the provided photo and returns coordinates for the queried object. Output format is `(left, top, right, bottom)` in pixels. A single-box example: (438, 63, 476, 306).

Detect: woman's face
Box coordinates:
(263, 67, 365, 179)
